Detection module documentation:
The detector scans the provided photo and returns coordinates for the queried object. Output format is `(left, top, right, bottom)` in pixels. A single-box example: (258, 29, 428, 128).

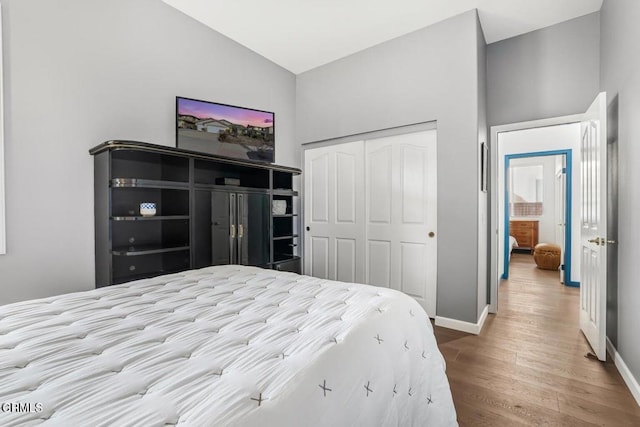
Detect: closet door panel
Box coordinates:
(368, 146, 392, 224)
(310, 154, 329, 223)
(304, 130, 436, 317)
(367, 240, 391, 287)
(400, 242, 427, 299)
(365, 130, 438, 317)
(336, 238, 356, 283)
(310, 236, 329, 280)
(401, 146, 426, 224)
(305, 141, 365, 283)
(336, 152, 357, 224)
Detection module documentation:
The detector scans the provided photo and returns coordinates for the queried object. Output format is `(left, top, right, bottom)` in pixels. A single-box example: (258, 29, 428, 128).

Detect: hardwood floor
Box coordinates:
(434, 253, 640, 426)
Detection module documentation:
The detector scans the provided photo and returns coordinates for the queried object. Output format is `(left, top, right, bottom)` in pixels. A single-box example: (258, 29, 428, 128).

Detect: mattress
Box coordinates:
(0, 265, 457, 426)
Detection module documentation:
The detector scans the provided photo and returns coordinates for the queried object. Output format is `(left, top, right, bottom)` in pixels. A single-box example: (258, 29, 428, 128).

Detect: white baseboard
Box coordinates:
(435, 305, 489, 335)
(606, 337, 640, 407)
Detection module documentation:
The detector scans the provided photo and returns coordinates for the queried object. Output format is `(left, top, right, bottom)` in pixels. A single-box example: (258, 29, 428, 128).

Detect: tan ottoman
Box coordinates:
(533, 243, 561, 270)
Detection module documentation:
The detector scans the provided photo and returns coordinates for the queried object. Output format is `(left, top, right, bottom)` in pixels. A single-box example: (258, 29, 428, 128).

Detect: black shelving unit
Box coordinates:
(270, 170, 300, 272)
(91, 140, 301, 287)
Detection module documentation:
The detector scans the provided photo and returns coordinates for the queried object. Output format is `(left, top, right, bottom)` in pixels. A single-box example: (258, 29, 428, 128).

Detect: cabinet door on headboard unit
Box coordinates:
(206, 190, 269, 267)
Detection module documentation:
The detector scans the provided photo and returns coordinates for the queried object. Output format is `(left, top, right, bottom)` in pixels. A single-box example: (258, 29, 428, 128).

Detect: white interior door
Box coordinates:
(365, 130, 438, 316)
(580, 92, 608, 361)
(304, 141, 365, 283)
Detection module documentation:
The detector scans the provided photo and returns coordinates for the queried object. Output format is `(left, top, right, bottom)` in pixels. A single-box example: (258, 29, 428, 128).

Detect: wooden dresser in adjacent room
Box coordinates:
(509, 220, 539, 253)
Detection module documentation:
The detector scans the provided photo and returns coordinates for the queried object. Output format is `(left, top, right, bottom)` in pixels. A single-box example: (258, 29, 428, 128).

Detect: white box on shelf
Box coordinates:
(272, 200, 287, 215)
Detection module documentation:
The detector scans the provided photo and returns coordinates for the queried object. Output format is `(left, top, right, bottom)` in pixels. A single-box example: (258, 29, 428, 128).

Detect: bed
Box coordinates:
(509, 236, 518, 263)
(0, 265, 457, 426)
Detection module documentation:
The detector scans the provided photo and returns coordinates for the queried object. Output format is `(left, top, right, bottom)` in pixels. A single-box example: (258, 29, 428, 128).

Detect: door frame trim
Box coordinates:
(502, 149, 575, 286)
(489, 114, 583, 314)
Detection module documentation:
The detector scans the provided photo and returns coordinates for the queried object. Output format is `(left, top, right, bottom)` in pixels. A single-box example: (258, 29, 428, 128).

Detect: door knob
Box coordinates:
(428, 231, 435, 238)
(306, 226, 310, 231)
(588, 237, 616, 246)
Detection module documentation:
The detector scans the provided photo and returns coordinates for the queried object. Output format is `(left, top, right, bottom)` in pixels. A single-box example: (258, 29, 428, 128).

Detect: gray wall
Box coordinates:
(487, 12, 600, 126)
(600, 0, 640, 391)
(0, 0, 297, 305)
(476, 15, 488, 317)
(297, 10, 483, 323)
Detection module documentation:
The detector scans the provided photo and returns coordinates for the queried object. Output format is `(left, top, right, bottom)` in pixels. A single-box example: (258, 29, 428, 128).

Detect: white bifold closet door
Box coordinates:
(304, 141, 366, 283)
(304, 130, 437, 317)
(365, 132, 437, 316)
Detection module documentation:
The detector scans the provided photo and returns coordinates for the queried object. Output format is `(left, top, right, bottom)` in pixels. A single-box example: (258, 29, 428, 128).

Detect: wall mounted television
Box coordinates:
(176, 96, 275, 163)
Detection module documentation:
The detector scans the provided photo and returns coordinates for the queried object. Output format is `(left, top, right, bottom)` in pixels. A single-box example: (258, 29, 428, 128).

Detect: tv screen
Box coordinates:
(176, 96, 275, 163)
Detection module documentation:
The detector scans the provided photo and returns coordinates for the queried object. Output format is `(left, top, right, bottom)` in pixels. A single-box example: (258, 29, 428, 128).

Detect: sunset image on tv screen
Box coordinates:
(177, 97, 274, 162)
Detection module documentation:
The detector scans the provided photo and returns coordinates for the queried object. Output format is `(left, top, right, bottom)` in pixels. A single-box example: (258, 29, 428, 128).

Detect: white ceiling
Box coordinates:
(162, 0, 603, 74)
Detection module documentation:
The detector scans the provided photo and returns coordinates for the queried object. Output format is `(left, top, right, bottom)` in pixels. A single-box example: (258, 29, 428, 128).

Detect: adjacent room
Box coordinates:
(0, 0, 639, 425)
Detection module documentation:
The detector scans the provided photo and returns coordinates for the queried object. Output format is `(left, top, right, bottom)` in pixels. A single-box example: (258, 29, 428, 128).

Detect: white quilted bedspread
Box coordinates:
(0, 265, 457, 426)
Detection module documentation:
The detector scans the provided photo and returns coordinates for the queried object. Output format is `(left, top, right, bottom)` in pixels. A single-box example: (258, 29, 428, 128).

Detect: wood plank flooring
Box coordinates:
(434, 253, 640, 426)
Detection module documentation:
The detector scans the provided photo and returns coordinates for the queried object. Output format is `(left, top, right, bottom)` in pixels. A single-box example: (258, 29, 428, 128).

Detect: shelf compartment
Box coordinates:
(271, 257, 301, 273)
(112, 219, 189, 248)
(111, 149, 189, 183)
(273, 171, 293, 191)
(272, 189, 298, 196)
(272, 255, 301, 263)
(112, 244, 190, 256)
(112, 251, 190, 285)
(111, 188, 189, 217)
(111, 215, 190, 221)
(272, 235, 298, 241)
(194, 159, 270, 189)
(273, 238, 298, 264)
(111, 178, 188, 189)
(271, 195, 294, 215)
(273, 250, 301, 263)
(273, 254, 296, 261)
(194, 183, 270, 194)
(273, 216, 294, 238)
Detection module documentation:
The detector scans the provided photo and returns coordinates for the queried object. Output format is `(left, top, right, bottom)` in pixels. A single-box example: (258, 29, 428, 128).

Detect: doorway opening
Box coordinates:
(489, 94, 609, 362)
(503, 150, 573, 288)
(489, 116, 584, 314)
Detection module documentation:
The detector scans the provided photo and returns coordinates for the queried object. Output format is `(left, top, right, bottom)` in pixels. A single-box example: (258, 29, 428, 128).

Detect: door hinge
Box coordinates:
(562, 167, 567, 174)
(561, 264, 565, 270)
